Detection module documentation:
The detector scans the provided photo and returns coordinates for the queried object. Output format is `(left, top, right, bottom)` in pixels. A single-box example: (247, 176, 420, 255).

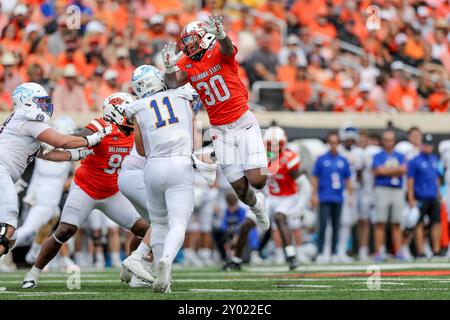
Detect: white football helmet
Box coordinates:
(131, 65, 165, 98)
(12, 82, 53, 122)
(103, 92, 135, 127)
(339, 123, 359, 142)
(53, 116, 77, 134)
(179, 21, 216, 60)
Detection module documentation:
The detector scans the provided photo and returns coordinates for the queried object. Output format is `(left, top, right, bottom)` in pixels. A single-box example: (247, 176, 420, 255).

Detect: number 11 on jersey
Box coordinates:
(150, 97, 179, 129)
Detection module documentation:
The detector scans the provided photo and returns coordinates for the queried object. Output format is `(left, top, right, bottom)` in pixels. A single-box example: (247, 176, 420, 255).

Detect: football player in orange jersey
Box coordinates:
(224, 126, 305, 270)
(22, 93, 151, 289)
(162, 16, 270, 236)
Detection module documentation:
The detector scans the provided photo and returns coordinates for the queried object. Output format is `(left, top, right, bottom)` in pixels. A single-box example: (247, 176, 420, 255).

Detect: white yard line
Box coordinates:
(185, 287, 450, 294)
(248, 262, 450, 273)
(273, 284, 333, 288)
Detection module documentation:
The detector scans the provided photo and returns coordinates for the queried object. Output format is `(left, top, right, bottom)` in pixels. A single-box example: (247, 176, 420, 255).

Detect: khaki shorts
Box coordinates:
(374, 186, 404, 224)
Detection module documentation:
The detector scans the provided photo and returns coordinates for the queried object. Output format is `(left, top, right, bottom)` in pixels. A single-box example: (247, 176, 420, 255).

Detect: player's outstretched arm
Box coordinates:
(38, 148, 94, 162)
(204, 15, 234, 56)
(37, 125, 112, 149)
(162, 41, 188, 88)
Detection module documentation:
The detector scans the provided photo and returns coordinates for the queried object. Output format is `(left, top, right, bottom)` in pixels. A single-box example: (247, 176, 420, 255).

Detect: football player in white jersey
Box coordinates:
(125, 65, 205, 293)
(358, 131, 382, 261)
(336, 124, 364, 262)
(0, 82, 109, 257)
(15, 116, 77, 248)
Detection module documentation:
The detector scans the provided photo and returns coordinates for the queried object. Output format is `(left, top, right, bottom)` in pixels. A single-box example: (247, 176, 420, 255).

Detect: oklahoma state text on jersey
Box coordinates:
(74, 118, 134, 199)
(177, 41, 249, 126)
(267, 149, 301, 196)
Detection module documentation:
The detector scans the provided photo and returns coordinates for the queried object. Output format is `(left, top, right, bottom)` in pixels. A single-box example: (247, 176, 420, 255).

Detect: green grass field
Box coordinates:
(1, 261, 450, 300)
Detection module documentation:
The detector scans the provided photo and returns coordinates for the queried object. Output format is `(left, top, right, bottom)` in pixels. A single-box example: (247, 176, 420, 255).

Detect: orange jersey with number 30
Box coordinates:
(267, 149, 301, 196)
(177, 41, 249, 126)
(74, 118, 134, 200)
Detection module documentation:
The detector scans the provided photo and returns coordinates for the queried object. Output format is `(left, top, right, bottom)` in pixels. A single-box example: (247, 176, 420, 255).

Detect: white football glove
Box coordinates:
(203, 15, 226, 40)
(162, 42, 183, 74)
(85, 125, 112, 147)
(69, 148, 94, 161)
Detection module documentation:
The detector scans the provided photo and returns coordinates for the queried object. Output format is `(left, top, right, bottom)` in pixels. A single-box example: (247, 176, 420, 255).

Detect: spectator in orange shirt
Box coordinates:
(258, 0, 285, 20)
(428, 81, 450, 113)
(56, 43, 87, 78)
(334, 79, 363, 112)
(288, 0, 326, 28)
(52, 64, 89, 114)
(277, 53, 300, 88)
(283, 66, 313, 111)
(357, 83, 376, 112)
(404, 28, 428, 66)
(0, 52, 23, 94)
(0, 74, 12, 111)
(309, 10, 337, 40)
(387, 72, 419, 112)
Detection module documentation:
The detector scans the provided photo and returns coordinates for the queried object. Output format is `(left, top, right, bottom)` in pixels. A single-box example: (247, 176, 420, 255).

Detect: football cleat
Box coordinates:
(222, 259, 241, 271)
(129, 276, 152, 288)
(22, 279, 38, 289)
(122, 252, 155, 284)
(287, 257, 299, 271)
(250, 193, 270, 231)
(120, 266, 132, 283)
(153, 258, 171, 293)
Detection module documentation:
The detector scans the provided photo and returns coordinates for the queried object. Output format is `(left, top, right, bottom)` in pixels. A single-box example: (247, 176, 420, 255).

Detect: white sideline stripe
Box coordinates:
(186, 287, 450, 294)
(249, 262, 450, 273)
(1, 277, 449, 285)
(273, 284, 332, 288)
(0, 291, 101, 296)
(0, 273, 114, 278)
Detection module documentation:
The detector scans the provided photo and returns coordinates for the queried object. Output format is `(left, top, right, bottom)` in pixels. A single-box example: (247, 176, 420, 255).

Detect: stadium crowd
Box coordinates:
(0, 0, 449, 272)
(0, 0, 448, 113)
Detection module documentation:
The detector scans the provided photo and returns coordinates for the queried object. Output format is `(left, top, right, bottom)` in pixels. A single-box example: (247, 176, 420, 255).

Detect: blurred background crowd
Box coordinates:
(0, 0, 448, 114)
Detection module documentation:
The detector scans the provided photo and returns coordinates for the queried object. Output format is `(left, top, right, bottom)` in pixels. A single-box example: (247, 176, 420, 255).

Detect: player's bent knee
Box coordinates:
(246, 169, 267, 190)
(54, 223, 78, 243)
(130, 218, 150, 237)
(274, 212, 287, 225)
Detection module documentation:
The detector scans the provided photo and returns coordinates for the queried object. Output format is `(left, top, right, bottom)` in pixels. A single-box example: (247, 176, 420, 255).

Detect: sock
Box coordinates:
(285, 245, 296, 258)
(231, 256, 242, 264)
(134, 242, 151, 257)
(74, 252, 84, 266)
(198, 248, 212, 260)
(250, 192, 262, 211)
(111, 252, 121, 265)
(338, 225, 351, 256)
(359, 246, 369, 256)
(29, 265, 42, 279)
(95, 252, 104, 266)
(275, 247, 284, 258)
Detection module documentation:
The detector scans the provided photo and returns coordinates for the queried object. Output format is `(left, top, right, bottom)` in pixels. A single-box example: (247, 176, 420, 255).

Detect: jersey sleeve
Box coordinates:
(125, 100, 146, 119)
(176, 55, 189, 73)
(85, 118, 105, 133)
(172, 84, 197, 101)
(286, 152, 301, 171)
(21, 121, 51, 139)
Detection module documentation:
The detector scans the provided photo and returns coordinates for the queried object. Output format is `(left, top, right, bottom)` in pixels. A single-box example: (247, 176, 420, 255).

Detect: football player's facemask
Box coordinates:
(103, 92, 135, 129)
(179, 21, 215, 61)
